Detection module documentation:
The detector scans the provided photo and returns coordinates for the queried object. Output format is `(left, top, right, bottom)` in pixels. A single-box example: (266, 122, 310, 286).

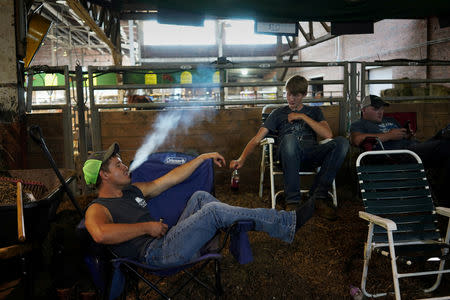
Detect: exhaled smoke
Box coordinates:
(129, 109, 204, 172)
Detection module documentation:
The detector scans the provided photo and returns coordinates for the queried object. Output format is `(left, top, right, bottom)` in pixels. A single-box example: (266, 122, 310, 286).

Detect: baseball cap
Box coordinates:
(83, 142, 120, 185)
(361, 95, 390, 109)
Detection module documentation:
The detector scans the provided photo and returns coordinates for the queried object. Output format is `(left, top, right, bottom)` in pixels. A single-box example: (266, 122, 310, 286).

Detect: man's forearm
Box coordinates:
(351, 132, 390, 146)
(161, 154, 208, 187)
(89, 222, 152, 244)
(302, 115, 332, 139)
(238, 138, 259, 164)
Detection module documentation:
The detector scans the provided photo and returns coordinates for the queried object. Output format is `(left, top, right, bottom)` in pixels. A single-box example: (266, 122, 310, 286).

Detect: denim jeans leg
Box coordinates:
(279, 134, 304, 204)
(176, 190, 221, 222)
(308, 136, 349, 197)
(144, 191, 296, 268)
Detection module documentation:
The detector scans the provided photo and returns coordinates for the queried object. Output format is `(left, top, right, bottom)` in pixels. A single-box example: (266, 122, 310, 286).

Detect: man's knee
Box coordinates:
(202, 202, 225, 218)
(279, 134, 299, 157)
(333, 136, 350, 151)
(191, 190, 210, 199)
(190, 190, 215, 206)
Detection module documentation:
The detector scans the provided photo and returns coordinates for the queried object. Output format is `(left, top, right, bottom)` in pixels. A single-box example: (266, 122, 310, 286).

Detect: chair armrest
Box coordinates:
(360, 136, 384, 151)
(260, 137, 275, 146)
(436, 207, 450, 218)
(359, 211, 397, 231)
(319, 138, 333, 144)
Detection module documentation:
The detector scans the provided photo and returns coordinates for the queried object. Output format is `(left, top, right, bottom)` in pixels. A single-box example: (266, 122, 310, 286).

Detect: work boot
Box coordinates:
(311, 194, 337, 221)
(295, 197, 315, 231)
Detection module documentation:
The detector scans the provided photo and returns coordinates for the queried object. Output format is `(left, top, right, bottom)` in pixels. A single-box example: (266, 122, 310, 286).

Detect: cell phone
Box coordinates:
(404, 120, 411, 135)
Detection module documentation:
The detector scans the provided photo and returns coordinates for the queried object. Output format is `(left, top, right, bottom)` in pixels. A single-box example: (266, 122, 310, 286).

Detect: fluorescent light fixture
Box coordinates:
(427, 257, 440, 262)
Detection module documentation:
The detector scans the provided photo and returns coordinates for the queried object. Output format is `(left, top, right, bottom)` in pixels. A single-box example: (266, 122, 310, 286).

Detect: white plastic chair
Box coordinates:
(258, 104, 338, 209)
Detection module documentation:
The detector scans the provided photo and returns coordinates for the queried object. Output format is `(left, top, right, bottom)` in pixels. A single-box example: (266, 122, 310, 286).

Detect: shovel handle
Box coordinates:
(29, 125, 44, 145)
(17, 182, 26, 242)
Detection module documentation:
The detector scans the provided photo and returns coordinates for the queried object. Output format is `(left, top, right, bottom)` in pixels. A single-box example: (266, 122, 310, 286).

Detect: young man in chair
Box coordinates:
(230, 75, 349, 221)
(350, 94, 450, 205)
(82, 143, 314, 268)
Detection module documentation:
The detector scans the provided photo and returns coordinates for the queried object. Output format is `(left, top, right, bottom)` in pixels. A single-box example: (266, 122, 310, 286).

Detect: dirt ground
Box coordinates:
(135, 182, 450, 300)
(3, 178, 449, 299)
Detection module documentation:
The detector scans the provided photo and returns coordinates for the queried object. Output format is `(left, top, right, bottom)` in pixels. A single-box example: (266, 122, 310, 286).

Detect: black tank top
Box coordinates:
(91, 185, 155, 259)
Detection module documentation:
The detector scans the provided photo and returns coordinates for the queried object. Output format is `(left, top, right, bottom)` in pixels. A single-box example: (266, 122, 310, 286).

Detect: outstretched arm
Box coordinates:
(288, 113, 332, 139)
(85, 203, 168, 244)
(350, 128, 407, 147)
(230, 127, 269, 169)
(134, 152, 225, 198)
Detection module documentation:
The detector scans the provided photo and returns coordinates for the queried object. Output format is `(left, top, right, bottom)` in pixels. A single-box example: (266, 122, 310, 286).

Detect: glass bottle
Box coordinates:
(230, 169, 239, 191)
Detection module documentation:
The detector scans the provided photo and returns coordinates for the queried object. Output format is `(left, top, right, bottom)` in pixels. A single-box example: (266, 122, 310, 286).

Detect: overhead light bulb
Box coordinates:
(241, 69, 248, 76)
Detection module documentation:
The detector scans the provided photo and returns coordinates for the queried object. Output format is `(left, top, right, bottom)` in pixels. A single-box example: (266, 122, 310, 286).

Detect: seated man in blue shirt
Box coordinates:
(82, 143, 314, 267)
(350, 95, 450, 204)
(230, 75, 349, 221)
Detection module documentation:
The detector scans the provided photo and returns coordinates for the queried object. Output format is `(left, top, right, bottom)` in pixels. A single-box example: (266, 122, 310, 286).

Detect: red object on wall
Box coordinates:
(384, 112, 417, 132)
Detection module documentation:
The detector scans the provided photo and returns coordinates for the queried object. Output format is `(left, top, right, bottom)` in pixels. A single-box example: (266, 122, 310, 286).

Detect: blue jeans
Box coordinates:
(278, 135, 349, 204)
(144, 191, 296, 268)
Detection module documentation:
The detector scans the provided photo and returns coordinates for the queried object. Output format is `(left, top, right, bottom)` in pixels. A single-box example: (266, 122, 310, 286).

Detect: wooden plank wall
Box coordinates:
(26, 113, 65, 168)
(20, 102, 448, 187)
(99, 105, 341, 186)
(386, 102, 450, 141)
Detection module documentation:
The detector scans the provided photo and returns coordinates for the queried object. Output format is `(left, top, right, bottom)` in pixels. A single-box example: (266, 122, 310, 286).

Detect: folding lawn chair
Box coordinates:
(77, 152, 254, 300)
(258, 104, 338, 209)
(356, 149, 450, 300)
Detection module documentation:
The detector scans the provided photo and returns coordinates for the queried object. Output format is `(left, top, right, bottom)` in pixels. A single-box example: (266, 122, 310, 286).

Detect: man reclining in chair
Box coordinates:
(230, 75, 349, 221)
(82, 143, 314, 268)
(350, 94, 450, 204)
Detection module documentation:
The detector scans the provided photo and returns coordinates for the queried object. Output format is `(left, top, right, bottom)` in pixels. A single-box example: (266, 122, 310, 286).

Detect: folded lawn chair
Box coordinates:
(77, 152, 254, 300)
(356, 149, 450, 300)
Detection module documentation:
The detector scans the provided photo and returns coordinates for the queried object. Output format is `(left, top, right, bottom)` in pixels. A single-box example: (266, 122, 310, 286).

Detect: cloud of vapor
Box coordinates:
(129, 109, 207, 172)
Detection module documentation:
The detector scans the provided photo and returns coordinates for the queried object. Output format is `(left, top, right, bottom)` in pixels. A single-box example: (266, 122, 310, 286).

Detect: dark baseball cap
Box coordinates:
(82, 142, 120, 185)
(361, 95, 390, 109)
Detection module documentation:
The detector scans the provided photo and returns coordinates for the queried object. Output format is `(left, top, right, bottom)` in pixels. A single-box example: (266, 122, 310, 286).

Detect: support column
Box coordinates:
(0, 0, 27, 170)
(0, 0, 19, 123)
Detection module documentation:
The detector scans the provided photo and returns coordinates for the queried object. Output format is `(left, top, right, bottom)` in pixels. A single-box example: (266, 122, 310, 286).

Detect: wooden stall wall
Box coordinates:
(386, 102, 450, 141)
(99, 105, 341, 187)
(26, 113, 66, 168)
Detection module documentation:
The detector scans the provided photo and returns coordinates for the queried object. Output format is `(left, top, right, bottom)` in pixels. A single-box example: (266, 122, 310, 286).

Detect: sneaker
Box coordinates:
(311, 194, 337, 221)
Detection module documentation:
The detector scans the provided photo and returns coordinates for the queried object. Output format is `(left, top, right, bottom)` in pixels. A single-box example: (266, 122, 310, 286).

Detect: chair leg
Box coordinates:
(215, 259, 223, 296)
(259, 145, 266, 198)
(269, 144, 276, 209)
(424, 219, 450, 293)
(387, 231, 401, 300)
(424, 258, 446, 293)
(361, 223, 390, 299)
(331, 179, 338, 207)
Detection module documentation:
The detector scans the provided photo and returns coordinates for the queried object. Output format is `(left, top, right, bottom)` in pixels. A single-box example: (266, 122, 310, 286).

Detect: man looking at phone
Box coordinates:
(350, 95, 450, 204)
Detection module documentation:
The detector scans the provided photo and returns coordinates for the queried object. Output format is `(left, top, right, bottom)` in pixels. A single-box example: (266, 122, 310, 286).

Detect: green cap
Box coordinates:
(83, 143, 119, 185)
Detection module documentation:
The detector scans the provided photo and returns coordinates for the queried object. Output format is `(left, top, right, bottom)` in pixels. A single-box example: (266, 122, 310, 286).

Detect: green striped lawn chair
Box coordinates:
(356, 149, 450, 300)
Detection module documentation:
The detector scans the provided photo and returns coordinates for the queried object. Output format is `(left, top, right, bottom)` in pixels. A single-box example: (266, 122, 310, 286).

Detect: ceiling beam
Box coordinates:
(66, 0, 122, 65)
(41, 2, 90, 46)
(65, 4, 108, 54)
(40, 11, 89, 47)
(280, 33, 336, 56)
